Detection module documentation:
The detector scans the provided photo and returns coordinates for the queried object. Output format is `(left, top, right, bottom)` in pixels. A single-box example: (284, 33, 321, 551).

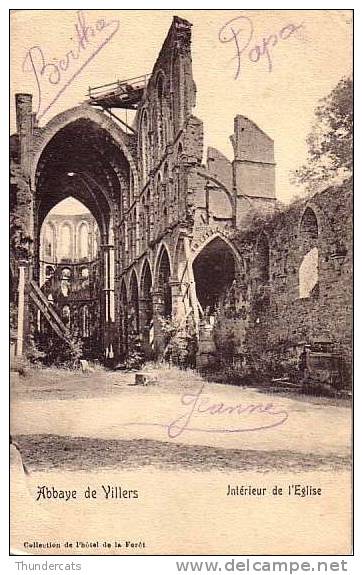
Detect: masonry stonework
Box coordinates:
(10, 16, 352, 385)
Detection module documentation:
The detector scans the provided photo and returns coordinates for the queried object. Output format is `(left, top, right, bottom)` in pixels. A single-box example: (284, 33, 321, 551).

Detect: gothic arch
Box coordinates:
(191, 232, 243, 275)
(154, 241, 173, 280)
(139, 108, 149, 185)
(155, 245, 172, 318)
(192, 234, 239, 312)
(129, 270, 140, 335)
(139, 258, 153, 347)
(30, 105, 138, 192)
(299, 206, 319, 238)
(299, 207, 320, 299)
(140, 257, 154, 293)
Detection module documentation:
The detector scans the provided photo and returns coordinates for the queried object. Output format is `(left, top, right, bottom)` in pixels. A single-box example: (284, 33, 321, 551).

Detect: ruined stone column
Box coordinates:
(139, 297, 152, 355)
(151, 289, 165, 356)
(15, 94, 33, 176)
(16, 265, 26, 357)
(169, 278, 183, 321)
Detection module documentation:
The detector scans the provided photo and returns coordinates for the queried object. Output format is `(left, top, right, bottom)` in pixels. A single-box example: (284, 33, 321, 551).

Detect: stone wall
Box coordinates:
(211, 180, 352, 382)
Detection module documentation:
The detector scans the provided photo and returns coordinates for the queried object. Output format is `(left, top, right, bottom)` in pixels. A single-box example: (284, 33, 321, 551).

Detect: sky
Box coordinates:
(10, 9, 352, 206)
(49, 197, 90, 216)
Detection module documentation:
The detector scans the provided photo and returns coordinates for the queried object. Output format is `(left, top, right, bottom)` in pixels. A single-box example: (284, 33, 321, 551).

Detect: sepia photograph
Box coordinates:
(10, 9, 353, 556)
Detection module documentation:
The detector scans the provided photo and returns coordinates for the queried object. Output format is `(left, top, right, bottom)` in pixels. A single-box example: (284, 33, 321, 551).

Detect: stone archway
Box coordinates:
(139, 259, 153, 353)
(155, 246, 172, 319)
(30, 111, 135, 359)
(153, 245, 173, 353)
(129, 270, 140, 337)
(191, 234, 241, 367)
(192, 236, 237, 315)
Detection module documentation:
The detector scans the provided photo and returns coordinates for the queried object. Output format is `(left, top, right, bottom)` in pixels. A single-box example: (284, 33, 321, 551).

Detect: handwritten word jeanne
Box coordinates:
(22, 10, 120, 120)
(218, 15, 303, 79)
(167, 383, 289, 438)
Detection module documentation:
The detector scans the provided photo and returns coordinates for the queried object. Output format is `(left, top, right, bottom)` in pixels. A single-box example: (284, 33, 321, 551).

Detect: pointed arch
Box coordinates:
(140, 258, 153, 349)
(140, 258, 153, 297)
(192, 232, 243, 274)
(139, 108, 149, 185)
(154, 241, 173, 280)
(192, 234, 240, 313)
(300, 206, 319, 239)
(299, 207, 319, 299)
(129, 270, 140, 335)
(155, 245, 172, 318)
(30, 105, 138, 192)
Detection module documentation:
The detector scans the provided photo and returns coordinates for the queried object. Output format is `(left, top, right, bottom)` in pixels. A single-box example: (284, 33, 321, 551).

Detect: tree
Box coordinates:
(292, 76, 352, 194)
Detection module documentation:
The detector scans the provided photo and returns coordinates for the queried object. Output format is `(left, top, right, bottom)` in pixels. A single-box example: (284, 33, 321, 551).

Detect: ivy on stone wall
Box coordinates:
(10, 161, 33, 262)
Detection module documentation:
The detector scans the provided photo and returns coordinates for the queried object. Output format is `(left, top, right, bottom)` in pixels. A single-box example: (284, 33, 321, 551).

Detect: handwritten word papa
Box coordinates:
(22, 10, 120, 120)
(218, 15, 303, 79)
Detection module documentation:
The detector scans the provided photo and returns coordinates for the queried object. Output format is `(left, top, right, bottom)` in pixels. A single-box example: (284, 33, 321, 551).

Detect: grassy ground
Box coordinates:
(10, 364, 352, 555)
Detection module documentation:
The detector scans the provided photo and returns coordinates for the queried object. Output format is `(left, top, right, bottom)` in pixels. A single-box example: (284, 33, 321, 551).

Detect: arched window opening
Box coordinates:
(129, 272, 140, 336)
(299, 247, 319, 299)
(44, 223, 54, 257)
(140, 110, 149, 184)
(300, 207, 319, 239)
(193, 237, 236, 314)
(140, 260, 153, 349)
(78, 222, 89, 259)
(59, 223, 72, 260)
(156, 73, 165, 153)
(141, 261, 153, 324)
(299, 208, 319, 298)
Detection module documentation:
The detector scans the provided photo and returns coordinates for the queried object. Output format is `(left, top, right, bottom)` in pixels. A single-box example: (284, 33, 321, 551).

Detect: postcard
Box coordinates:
(10, 9, 352, 556)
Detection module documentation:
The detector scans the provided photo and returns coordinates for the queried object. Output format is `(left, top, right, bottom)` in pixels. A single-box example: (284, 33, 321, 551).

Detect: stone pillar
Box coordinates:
(101, 238, 115, 361)
(139, 297, 152, 355)
(16, 265, 26, 357)
(169, 278, 183, 321)
(151, 289, 165, 355)
(15, 93, 33, 175)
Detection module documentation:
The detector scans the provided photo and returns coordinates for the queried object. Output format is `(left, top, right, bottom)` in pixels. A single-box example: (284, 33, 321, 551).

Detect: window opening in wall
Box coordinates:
(299, 247, 319, 298)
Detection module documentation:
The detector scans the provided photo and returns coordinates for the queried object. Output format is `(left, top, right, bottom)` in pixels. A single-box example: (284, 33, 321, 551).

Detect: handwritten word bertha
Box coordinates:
(22, 10, 120, 120)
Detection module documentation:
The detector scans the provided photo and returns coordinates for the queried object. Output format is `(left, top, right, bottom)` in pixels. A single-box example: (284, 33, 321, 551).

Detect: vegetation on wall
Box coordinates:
(10, 162, 33, 262)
